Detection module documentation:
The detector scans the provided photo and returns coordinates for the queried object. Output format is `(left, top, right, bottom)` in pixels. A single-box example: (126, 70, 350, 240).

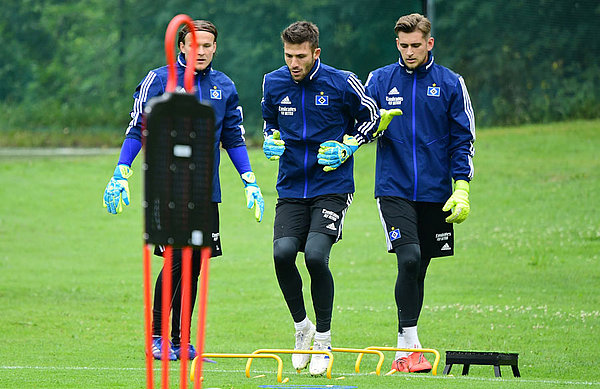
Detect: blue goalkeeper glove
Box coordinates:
(317, 135, 359, 172)
(241, 172, 264, 222)
(103, 164, 133, 214)
(263, 130, 286, 160)
(373, 108, 403, 137)
(442, 180, 470, 223)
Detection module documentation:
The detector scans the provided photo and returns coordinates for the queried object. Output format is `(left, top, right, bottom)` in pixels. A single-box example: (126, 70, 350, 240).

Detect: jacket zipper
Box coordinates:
(302, 86, 308, 198)
(411, 73, 418, 201)
(197, 78, 202, 102)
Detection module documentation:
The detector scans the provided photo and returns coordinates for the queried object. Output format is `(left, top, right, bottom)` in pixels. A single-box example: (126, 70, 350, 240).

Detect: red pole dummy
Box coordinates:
(179, 246, 193, 389)
(193, 247, 212, 389)
(143, 245, 154, 388)
(161, 246, 173, 388)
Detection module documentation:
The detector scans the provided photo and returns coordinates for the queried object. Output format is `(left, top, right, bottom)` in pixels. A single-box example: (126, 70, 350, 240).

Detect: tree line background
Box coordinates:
(1, 0, 598, 142)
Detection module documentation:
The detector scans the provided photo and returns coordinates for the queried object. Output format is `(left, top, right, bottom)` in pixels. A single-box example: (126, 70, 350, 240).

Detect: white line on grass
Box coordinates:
(1, 366, 599, 386)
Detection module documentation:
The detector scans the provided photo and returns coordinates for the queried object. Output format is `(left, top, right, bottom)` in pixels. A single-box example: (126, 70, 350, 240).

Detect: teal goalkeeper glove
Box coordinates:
(263, 130, 286, 160)
(317, 135, 359, 172)
(442, 180, 470, 223)
(241, 172, 264, 222)
(373, 108, 403, 137)
(103, 164, 133, 214)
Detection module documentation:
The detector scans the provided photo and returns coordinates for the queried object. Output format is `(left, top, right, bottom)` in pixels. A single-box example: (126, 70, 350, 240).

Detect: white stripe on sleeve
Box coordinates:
(126, 71, 157, 135)
(458, 77, 475, 140)
(458, 76, 475, 180)
(347, 74, 378, 122)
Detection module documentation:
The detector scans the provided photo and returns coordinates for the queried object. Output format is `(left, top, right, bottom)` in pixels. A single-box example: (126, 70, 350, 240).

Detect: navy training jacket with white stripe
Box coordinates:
(262, 58, 380, 199)
(365, 53, 476, 203)
(124, 53, 246, 203)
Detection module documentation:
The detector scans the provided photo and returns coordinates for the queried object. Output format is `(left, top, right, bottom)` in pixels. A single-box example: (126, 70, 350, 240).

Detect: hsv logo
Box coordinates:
(210, 87, 222, 100)
(427, 84, 441, 97)
(388, 228, 401, 241)
(315, 92, 329, 106)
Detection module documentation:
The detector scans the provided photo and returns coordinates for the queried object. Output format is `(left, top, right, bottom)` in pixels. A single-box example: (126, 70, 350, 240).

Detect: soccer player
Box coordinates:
(261, 20, 380, 376)
(102, 20, 264, 361)
(363, 13, 475, 373)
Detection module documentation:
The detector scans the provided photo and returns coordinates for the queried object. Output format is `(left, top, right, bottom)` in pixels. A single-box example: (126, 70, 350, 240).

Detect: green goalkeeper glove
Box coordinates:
(373, 108, 403, 137)
(442, 180, 470, 223)
(241, 172, 264, 222)
(317, 135, 359, 172)
(103, 164, 133, 214)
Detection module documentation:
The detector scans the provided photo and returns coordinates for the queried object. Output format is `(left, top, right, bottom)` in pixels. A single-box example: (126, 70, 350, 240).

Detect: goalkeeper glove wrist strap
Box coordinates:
(114, 164, 133, 179)
(454, 179, 469, 193)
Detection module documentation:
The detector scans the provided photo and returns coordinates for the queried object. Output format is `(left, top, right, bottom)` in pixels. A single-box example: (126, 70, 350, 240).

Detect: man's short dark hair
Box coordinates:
(178, 20, 218, 46)
(281, 21, 319, 50)
(394, 13, 431, 39)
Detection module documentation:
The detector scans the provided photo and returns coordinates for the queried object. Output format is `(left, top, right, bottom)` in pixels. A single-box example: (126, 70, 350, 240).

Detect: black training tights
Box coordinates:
(152, 249, 202, 345)
(273, 233, 335, 333)
(394, 243, 431, 331)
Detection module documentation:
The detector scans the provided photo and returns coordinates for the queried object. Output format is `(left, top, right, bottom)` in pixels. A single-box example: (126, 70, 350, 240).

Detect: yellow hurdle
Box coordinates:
(190, 353, 285, 383)
(329, 347, 385, 375)
(247, 349, 334, 379)
(356, 347, 441, 376)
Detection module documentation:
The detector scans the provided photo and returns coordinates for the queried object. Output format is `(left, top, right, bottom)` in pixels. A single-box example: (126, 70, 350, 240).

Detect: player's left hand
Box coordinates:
(317, 135, 359, 172)
(442, 180, 470, 223)
(241, 172, 264, 222)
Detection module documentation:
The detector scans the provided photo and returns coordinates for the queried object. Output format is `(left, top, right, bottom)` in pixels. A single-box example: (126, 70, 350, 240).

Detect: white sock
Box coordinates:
(403, 326, 422, 349)
(294, 317, 311, 331)
(314, 330, 331, 344)
(395, 326, 421, 359)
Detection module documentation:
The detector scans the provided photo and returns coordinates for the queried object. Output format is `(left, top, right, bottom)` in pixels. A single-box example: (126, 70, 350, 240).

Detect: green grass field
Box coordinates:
(1, 120, 599, 388)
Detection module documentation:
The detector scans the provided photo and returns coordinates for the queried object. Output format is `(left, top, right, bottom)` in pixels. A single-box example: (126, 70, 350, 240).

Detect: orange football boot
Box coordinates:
(391, 356, 410, 372)
(406, 352, 432, 373)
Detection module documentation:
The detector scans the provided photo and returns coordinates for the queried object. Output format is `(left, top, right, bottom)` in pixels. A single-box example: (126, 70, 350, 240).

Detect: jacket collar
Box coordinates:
(398, 51, 434, 75)
(292, 58, 321, 84)
(177, 53, 212, 77)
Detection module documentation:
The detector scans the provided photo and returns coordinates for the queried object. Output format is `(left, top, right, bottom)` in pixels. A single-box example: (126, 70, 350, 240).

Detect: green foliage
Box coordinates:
(0, 0, 422, 139)
(434, 0, 600, 126)
(1, 1, 599, 137)
(0, 120, 599, 388)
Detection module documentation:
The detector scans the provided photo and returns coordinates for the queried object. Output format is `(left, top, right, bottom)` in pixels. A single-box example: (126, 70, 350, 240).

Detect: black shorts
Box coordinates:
(154, 203, 222, 258)
(274, 194, 353, 252)
(377, 196, 454, 258)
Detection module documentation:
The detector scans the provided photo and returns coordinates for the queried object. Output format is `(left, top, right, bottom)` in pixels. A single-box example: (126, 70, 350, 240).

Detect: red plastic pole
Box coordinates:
(143, 245, 154, 389)
(179, 246, 193, 389)
(143, 14, 199, 389)
(161, 246, 173, 388)
(164, 14, 198, 93)
(193, 247, 212, 389)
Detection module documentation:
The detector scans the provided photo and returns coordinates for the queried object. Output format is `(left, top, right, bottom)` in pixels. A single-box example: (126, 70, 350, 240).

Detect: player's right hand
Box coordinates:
(263, 130, 286, 160)
(373, 108, 403, 137)
(103, 164, 133, 214)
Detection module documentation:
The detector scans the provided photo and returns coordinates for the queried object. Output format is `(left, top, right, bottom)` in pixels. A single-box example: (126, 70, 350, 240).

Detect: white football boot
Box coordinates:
(292, 321, 316, 370)
(309, 339, 331, 376)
